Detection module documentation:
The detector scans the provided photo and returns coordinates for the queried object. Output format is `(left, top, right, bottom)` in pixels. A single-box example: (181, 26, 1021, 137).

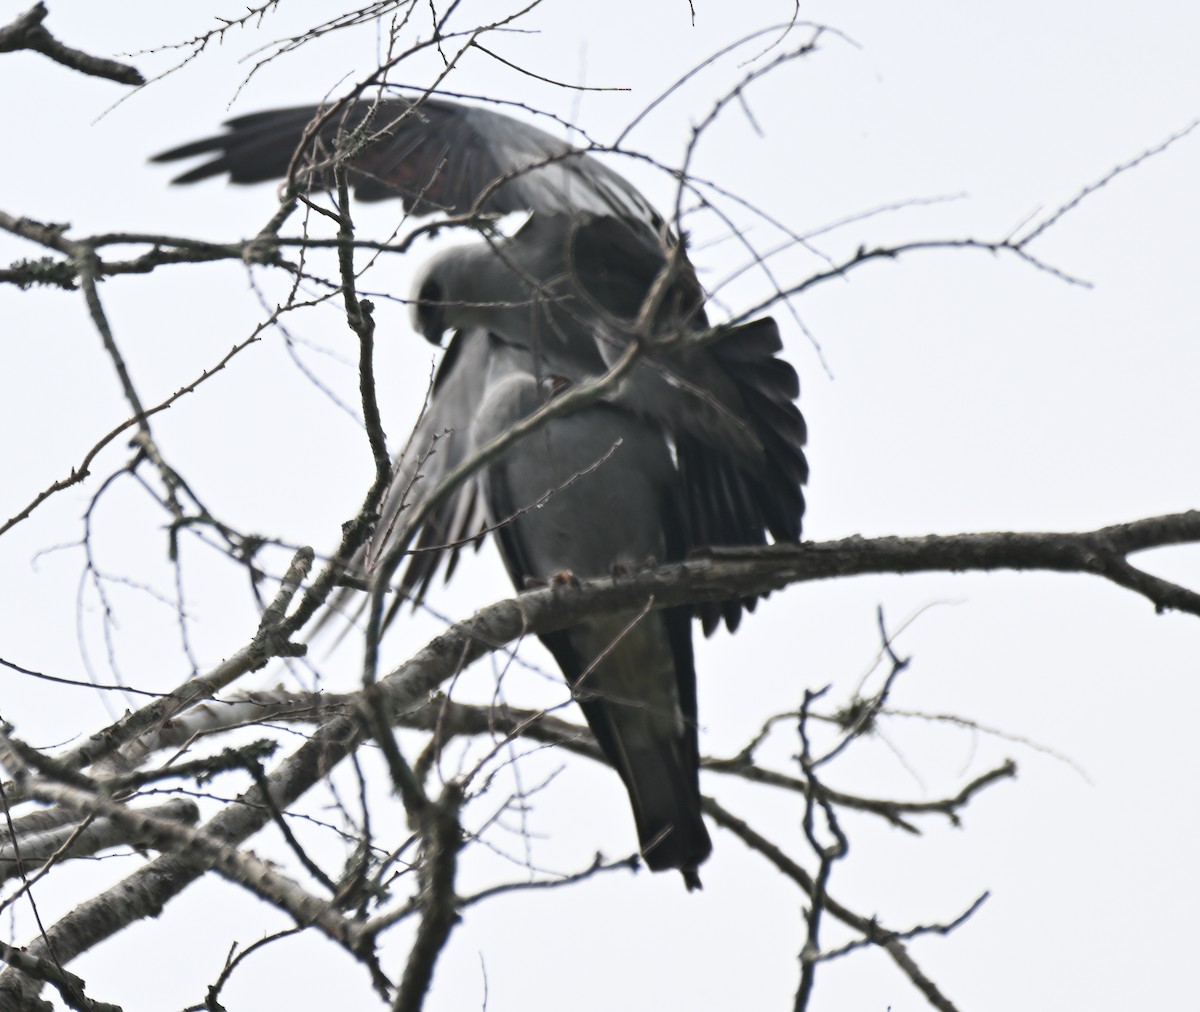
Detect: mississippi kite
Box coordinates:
(155, 95, 807, 887)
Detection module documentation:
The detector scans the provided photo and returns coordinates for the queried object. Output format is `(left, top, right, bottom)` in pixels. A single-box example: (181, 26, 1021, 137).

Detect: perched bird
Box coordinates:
(470, 346, 713, 882)
(155, 95, 807, 887)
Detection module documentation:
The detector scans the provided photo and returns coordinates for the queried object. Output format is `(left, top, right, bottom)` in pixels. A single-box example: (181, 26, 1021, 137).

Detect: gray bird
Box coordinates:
(155, 95, 807, 887)
(470, 343, 711, 882)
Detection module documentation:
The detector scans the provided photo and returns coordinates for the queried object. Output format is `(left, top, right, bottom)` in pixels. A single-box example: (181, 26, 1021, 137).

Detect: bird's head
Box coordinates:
(409, 243, 492, 346)
(410, 272, 446, 346)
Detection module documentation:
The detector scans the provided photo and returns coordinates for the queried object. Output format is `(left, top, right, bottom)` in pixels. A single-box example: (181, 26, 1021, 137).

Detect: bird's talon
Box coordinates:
(550, 568, 581, 589)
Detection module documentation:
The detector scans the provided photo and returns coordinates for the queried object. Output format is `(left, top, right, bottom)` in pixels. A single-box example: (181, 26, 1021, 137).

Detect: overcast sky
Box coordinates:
(2, 2, 1199, 1010)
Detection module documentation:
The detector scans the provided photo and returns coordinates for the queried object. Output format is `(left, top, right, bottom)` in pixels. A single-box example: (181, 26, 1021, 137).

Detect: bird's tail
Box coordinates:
(553, 615, 712, 889)
(608, 730, 712, 890)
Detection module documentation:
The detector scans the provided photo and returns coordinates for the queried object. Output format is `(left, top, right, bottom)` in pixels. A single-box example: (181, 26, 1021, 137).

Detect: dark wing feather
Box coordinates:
(337, 328, 492, 630)
(511, 216, 808, 633)
(153, 97, 662, 227)
(672, 316, 807, 634)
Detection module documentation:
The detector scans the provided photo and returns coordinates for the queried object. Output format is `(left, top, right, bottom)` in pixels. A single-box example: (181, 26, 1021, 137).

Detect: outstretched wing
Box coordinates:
(153, 96, 663, 229)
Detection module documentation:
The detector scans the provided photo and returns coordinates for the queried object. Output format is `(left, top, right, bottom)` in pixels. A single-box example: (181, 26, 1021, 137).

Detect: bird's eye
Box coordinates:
(416, 278, 445, 345)
(418, 277, 442, 308)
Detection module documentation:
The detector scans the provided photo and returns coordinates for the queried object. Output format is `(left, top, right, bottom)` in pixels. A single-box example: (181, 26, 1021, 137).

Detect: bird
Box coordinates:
(154, 94, 808, 888)
(470, 347, 713, 882)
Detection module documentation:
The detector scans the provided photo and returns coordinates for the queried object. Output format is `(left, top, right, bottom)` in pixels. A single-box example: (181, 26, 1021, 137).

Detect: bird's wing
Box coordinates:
(471, 367, 711, 887)
(675, 316, 809, 634)
(152, 96, 663, 228)
(343, 328, 492, 626)
(548, 215, 810, 632)
(507, 213, 810, 566)
(417, 212, 805, 480)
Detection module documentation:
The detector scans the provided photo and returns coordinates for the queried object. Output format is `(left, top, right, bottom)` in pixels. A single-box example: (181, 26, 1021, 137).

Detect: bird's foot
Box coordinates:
(609, 555, 658, 581)
(523, 569, 580, 590)
(550, 568, 582, 589)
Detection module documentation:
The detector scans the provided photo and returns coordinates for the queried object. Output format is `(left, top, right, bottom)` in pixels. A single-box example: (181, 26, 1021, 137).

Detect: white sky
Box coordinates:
(2, 1, 1199, 1010)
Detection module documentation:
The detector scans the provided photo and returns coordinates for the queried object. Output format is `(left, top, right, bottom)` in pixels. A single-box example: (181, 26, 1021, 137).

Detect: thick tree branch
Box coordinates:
(0, 798, 198, 885)
(392, 784, 463, 1012)
(367, 514, 1200, 708)
(0, 3, 143, 85)
(0, 708, 372, 1006)
(0, 938, 118, 1012)
(24, 780, 368, 953)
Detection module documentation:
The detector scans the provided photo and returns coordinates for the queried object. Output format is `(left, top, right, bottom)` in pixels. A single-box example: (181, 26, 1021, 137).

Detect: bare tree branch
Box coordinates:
(704, 796, 969, 1012)
(0, 3, 144, 85)
(0, 798, 199, 885)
